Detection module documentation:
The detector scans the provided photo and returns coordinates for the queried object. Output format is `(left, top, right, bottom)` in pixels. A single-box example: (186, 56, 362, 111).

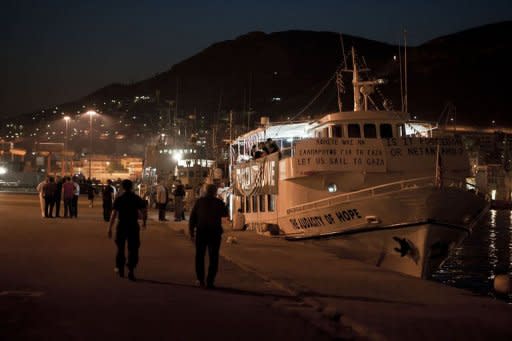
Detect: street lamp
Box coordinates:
(63, 116, 70, 176)
(85, 110, 97, 179)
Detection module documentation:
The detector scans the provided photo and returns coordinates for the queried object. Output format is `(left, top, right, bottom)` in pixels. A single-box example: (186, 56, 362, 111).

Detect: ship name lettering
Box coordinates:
(335, 209, 362, 223)
(289, 216, 326, 230)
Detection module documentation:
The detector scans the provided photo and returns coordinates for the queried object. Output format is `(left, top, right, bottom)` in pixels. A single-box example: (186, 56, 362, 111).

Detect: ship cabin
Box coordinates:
(230, 111, 435, 227)
(232, 111, 431, 164)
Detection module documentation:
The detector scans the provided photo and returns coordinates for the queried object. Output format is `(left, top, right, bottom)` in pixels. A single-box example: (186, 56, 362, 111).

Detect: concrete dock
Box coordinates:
(1, 193, 511, 340)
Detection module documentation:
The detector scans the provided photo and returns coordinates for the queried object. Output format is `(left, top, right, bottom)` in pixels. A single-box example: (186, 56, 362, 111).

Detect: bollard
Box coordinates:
(493, 274, 511, 294)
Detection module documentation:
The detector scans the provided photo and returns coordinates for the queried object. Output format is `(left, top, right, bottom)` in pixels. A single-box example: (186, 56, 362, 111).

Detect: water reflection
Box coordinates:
(488, 210, 497, 279)
(433, 209, 512, 303)
(509, 210, 512, 274)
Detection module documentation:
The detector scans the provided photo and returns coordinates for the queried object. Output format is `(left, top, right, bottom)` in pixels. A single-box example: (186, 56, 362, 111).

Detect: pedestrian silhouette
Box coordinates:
(189, 184, 228, 289)
(108, 179, 147, 281)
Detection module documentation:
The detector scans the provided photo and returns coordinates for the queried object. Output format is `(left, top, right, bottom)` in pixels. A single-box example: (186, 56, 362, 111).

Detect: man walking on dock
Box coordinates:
(107, 179, 147, 281)
(189, 184, 228, 289)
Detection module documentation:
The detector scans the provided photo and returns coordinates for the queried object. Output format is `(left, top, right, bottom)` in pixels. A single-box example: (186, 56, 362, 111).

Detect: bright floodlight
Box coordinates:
(327, 183, 338, 193)
(0, 166, 7, 175)
(63, 116, 71, 121)
(86, 110, 97, 116)
(172, 152, 182, 162)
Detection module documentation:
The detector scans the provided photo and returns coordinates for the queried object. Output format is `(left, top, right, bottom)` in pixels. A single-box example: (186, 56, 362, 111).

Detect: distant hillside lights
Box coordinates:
(3, 123, 24, 139)
(134, 96, 151, 103)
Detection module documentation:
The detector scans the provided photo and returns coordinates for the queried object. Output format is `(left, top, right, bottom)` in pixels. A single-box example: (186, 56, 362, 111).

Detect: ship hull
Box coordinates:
(278, 185, 488, 278)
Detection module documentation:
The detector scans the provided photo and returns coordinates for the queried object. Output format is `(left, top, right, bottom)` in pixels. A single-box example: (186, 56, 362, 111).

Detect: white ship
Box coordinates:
(229, 47, 489, 278)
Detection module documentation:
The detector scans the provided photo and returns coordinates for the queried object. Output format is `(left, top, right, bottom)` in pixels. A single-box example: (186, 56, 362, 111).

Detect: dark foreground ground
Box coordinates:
(0, 194, 329, 341)
(1, 193, 511, 340)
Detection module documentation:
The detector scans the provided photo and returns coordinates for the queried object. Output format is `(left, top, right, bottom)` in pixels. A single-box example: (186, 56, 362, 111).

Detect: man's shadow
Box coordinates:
(137, 278, 296, 300)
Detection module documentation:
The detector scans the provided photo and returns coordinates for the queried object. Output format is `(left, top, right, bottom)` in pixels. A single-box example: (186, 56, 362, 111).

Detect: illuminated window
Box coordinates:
(397, 124, 406, 137)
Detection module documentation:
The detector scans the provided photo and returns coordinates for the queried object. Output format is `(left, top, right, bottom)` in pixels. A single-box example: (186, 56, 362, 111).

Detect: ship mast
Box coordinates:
(352, 47, 362, 112)
(351, 47, 384, 112)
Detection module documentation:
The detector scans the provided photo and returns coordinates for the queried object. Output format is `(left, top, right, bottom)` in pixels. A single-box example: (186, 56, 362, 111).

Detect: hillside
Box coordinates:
(2, 21, 512, 145)
(86, 21, 512, 125)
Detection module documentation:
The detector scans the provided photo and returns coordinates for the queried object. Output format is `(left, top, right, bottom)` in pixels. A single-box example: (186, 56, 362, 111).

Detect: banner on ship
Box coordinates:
(293, 138, 387, 175)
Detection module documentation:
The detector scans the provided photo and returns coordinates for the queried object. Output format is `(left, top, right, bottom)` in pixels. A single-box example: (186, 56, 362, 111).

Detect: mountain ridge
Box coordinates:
(3, 21, 512, 138)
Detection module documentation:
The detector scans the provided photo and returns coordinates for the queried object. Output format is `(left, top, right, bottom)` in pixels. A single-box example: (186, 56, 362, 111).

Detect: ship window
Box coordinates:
(245, 196, 251, 213)
(363, 124, 377, 138)
(268, 195, 275, 212)
(259, 195, 266, 212)
(397, 124, 406, 137)
(323, 127, 329, 137)
(332, 125, 343, 137)
(348, 124, 361, 138)
(252, 196, 258, 212)
(240, 198, 245, 213)
(380, 124, 393, 138)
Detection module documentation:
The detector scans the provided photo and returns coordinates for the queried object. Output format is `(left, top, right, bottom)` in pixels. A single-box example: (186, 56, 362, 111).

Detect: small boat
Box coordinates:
(228, 47, 489, 278)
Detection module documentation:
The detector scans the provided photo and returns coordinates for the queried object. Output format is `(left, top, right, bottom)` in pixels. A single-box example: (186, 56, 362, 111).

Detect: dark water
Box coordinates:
(432, 209, 512, 303)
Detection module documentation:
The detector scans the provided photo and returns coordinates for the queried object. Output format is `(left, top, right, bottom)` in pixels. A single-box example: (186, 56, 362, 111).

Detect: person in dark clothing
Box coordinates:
(189, 184, 228, 289)
(43, 176, 57, 218)
(61, 177, 75, 218)
(102, 179, 115, 222)
(156, 180, 169, 221)
(54, 176, 63, 217)
(173, 181, 186, 221)
(108, 179, 147, 281)
(87, 179, 95, 208)
(71, 177, 80, 218)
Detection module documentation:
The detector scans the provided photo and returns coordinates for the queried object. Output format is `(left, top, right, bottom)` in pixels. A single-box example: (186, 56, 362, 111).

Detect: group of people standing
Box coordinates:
(155, 179, 186, 222)
(250, 138, 280, 159)
(36, 176, 80, 218)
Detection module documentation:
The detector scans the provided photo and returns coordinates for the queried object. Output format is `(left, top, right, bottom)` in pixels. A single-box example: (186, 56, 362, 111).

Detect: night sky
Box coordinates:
(2, 0, 511, 118)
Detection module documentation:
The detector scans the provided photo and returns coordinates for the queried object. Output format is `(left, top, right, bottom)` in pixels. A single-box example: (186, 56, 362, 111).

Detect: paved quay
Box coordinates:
(173, 217, 512, 340)
(1, 193, 511, 340)
(0, 193, 329, 341)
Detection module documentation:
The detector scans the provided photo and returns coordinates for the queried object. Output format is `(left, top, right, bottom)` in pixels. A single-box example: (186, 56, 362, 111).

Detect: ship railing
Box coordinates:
(286, 176, 482, 215)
